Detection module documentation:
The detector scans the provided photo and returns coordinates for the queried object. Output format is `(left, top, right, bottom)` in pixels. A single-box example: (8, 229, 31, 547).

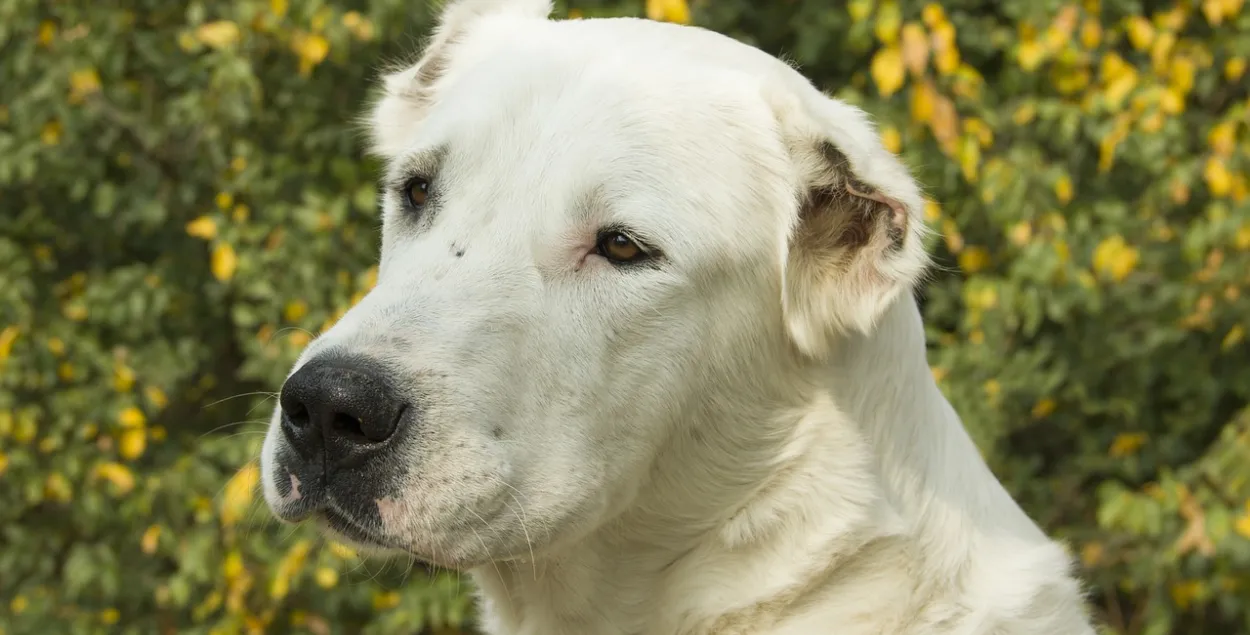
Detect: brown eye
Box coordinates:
(596, 231, 651, 264)
(404, 177, 430, 209)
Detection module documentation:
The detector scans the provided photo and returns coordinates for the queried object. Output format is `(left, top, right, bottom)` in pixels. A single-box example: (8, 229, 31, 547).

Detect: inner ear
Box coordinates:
(782, 140, 926, 358)
(803, 142, 909, 254)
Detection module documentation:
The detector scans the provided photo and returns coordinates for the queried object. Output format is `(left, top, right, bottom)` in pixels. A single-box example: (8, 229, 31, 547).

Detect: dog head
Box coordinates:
(259, 0, 929, 569)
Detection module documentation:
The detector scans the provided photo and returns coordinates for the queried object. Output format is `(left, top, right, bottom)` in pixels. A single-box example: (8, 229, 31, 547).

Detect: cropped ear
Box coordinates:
(771, 87, 931, 358)
(366, 0, 554, 158)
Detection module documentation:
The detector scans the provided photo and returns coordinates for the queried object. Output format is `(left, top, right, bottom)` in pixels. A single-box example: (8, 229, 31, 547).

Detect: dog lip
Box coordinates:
(319, 506, 401, 549)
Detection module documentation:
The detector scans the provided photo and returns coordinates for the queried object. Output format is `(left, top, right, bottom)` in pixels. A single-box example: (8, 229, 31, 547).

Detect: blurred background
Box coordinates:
(2, 0, 1249, 633)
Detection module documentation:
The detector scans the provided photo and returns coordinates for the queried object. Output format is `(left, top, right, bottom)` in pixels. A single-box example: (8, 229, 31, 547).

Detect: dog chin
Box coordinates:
(313, 511, 490, 572)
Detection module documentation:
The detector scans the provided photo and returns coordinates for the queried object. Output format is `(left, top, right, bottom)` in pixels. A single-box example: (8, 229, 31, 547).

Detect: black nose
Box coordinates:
(279, 356, 406, 468)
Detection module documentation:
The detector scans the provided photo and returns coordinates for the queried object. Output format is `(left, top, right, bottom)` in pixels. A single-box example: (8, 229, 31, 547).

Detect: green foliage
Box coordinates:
(1, 0, 1248, 633)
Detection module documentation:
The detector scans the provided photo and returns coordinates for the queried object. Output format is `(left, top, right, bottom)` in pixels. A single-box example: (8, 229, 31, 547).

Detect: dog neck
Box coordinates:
(470, 293, 1054, 635)
(822, 292, 1048, 546)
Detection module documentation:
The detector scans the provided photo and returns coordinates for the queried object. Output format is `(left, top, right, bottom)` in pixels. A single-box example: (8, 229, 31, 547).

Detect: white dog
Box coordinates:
(259, 1, 1098, 633)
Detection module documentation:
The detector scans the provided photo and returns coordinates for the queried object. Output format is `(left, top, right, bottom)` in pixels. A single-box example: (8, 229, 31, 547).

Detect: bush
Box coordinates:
(1, 0, 1247, 633)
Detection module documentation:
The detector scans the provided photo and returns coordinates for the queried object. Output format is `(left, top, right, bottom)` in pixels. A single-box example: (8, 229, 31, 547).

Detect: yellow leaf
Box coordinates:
(870, 45, 906, 97)
(328, 542, 358, 559)
(1170, 580, 1203, 610)
(45, 473, 72, 503)
(100, 609, 120, 625)
(1012, 103, 1036, 125)
(921, 3, 945, 27)
(1109, 432, 1147, 457)
(1208, 121, 1237, 157)
(372, 591, 401, 611)
(1018, 40, 1046, 72)
(288, 330, 311, 348)
(185, 216, 217, 240)
(118, 406, 146, 429)
(930, 93, 960, 151)
(284, 300, 309, 322)
(1054, 175, 1074, 204)
(41, 120, 62, 146)
(1125, 16, 1154, 50)
(957, 134, 980, 182)
(270, 0, 288, 18)
(113, 364, 135, 392)
(118, 429, 146, 461)
(930, 22, 959, 75)
(1170, 57, 1196, 94)
(1234, 511, 1250, 539)
(38, 21, 57, 47)
(1052, 67, 1091, 95)
(211, 243, 238, 281)
(965, 285, 998, 311)
(0, 451, 7, 476)
(880, 126, 902, 154)
(145, 385, 169, 410)
(1150, 32, 1176, 74)
(645, 0, 690, 23)
(1226, 57, 1247, 81)
(1159, 88, 1185, 115)
(958, 246, 990, 273)
(195, 21, 241, 50)
(874, 0, 902, 45)
(221, 463, 260, 528)
(848, 0, 873, 23)
(1080, 19, 1102, 48)
(292, 33, 331, 74)
(942, 218, 964, 253)
(1092, 234, 1139, 282)
(1204, 157, 1232, 197)
(270, 540, 313, 600)
(923, 200, 942, 222)
(11, 595, 28, 615)
(901, 23, 929, 76)
(1008, 222, 1032, 246)
(0, 326, 18, 362)
(1032, 398, 1057, 419)
(1223, 325, 1245, 351)
(315, 567, 339, 589)
(223, 550, 245, 579)
(69, 68, 101, 103)
(910, 80, 936, 122)
(1203, 0, 1228, 24)
(1103, 68, 1138, 110)
(141, 525, 162, 554)
(983, 379, 1001, 398)
(96, 462, 136, 495)
(215, 192, 233, 210)
(935, 46, 959, 76)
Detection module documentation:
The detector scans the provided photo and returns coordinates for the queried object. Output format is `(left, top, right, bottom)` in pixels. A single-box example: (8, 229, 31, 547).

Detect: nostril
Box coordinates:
(331, 411, 368, 444)
(286, 402, 311, 428)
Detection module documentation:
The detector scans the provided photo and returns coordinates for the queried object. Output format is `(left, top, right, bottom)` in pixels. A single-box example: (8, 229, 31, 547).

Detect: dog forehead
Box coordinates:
(374, 16, 801, 261)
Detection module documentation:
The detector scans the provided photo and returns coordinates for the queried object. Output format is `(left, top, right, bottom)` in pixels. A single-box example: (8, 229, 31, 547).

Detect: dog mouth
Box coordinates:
(316, 505, 460, 572)
(318, 504, 407, 551)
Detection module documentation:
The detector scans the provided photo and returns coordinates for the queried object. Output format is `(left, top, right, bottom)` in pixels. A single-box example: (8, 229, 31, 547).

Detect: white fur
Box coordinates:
(259, 2, 1097, 633)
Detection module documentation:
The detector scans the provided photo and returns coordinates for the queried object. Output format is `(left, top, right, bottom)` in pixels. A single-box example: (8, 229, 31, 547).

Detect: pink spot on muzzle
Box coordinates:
(286, 473, 302, 501)
(376, 497, 407, 535)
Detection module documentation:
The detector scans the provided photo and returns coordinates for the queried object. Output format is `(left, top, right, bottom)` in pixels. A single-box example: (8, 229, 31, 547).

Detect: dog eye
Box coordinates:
(404, 177, 430, 210)
(595, 230, 653, 264)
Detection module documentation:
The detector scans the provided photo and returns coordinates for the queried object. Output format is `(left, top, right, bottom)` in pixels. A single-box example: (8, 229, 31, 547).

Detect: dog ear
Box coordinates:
(367, 0, 554, 158)
(772, 90, 931, 358)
